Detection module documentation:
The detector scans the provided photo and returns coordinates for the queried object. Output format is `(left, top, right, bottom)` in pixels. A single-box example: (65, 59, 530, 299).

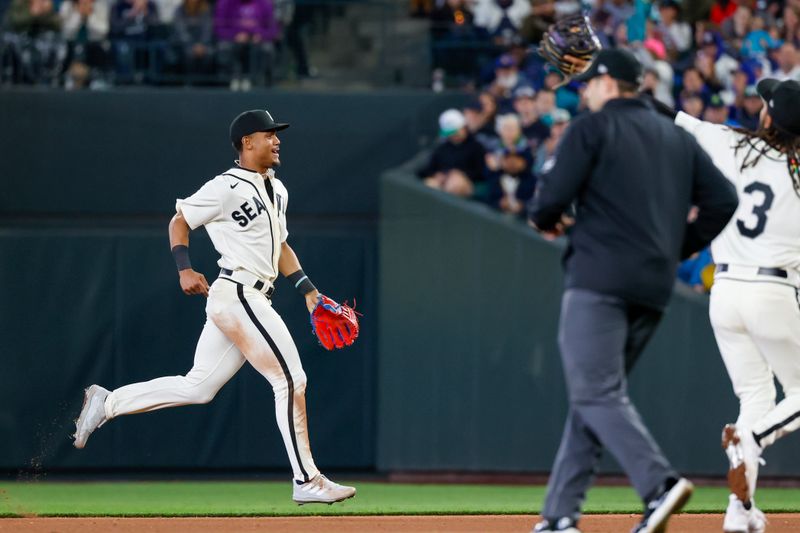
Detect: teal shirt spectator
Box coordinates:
(627, 0, 650, 43)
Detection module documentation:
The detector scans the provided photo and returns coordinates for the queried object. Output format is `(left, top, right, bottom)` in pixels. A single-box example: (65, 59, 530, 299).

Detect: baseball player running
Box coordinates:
(676, 79, 800, 533)
(72, 109, 358, 505)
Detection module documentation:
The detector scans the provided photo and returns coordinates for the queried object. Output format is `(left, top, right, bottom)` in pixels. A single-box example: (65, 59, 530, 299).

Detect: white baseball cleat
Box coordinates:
(723, 494, 768, 533)
(722, 424, 763, 507)
(73, 385, 110, 449)
(292, 474, 356, 505)
(724, 494, 750, 533)
(748, 504, 767, 533)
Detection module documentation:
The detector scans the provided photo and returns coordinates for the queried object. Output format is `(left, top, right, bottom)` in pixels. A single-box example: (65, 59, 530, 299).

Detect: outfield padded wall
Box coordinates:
(0, 223, 376, 471)
(377, 169, 800, 477)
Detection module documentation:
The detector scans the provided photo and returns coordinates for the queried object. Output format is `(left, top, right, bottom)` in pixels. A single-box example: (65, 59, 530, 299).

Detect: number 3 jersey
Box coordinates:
(676, 112, 800, 270)
(175, 165, 289, 284)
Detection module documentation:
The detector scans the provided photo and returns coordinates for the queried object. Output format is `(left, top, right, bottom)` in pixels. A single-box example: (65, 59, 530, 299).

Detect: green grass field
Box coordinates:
(1, 482, 800, 517)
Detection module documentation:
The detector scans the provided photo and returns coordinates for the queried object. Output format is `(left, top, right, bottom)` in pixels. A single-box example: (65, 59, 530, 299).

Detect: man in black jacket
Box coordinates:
(528, 49, 738, 533)
(419, 109, 487, 199)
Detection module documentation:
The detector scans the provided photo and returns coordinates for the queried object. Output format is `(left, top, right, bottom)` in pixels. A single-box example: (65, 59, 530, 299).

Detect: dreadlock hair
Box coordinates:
(733, 123, 800, 198)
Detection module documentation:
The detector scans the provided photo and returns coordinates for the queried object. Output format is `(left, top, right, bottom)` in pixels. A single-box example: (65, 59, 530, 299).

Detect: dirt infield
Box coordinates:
(2, 515, 800, 532)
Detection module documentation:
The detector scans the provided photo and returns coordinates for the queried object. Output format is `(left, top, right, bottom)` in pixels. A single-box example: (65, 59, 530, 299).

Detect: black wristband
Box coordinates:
(172, 245, 192, 271)
(287, 269, 316, 295)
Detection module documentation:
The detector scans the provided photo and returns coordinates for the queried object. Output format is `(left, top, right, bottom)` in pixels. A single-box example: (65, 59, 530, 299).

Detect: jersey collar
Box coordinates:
(231, 162, 275, 181)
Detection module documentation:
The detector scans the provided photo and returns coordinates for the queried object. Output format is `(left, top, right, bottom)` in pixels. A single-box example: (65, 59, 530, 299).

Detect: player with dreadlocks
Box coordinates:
(676, 79, 800, 533)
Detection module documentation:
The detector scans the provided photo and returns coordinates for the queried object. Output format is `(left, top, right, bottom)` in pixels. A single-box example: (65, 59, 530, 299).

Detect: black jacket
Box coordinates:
(529, 97, 738, 310)
(417, 134, 486, 183)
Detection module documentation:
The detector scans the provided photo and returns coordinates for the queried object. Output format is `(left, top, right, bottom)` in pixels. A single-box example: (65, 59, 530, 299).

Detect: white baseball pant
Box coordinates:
(103, 278, 320, 483)
(710, 277, 800, 490)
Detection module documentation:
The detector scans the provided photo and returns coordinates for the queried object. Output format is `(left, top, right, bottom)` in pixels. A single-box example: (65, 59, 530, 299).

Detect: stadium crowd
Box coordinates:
(0, 0, 312, 87)
(419, 0, 800, 291)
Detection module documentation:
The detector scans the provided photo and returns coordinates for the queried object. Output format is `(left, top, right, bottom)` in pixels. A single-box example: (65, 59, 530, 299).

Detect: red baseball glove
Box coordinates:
(310, 294, 359, 350)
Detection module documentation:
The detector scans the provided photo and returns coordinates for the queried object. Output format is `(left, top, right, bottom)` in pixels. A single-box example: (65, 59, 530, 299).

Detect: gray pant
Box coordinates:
(542, 289, 677, 520)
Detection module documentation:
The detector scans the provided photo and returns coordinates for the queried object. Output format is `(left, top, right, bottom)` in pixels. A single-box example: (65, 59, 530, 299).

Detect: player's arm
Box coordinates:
(169, 212, 210, 297)
(674, 111, 741, 180)
(279, 241, 319, 313)
(681, 135, 739, 259)
(528, 114, 599, 237)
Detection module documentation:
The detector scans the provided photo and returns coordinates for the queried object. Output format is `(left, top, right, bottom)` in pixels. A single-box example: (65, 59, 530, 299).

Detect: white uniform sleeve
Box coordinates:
(175, 179, 223, 230)
(675, 111, 740, 182)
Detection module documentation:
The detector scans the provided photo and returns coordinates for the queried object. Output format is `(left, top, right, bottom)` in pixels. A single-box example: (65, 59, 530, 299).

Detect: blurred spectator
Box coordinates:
(656, 0, 692, 60)
(702, 93, 735, 126)
(532, 107, 569, 178)
(431, 0, 477, 84)
(111, 0, 159, 41)
(781, 5, 799, 44)
(472, 0, 530, 47)
(534, 86, 556, 123)
(519, 0, 556, 44)
(591, 0, 635, 45)
(698, 30, 738, 90)
(641, 37, 674, 106)
(732, 84, 763, 131)
(741, 12, 780, 58)
(2, 0, 63, 84)
(772, 42, 800, 81)
(540, 67, 579, 113)
(171, 0, 213, 82)
(681, 66, 710, 102)
(709, 0, 737, 26)
(154, 0, 181, 24)
(720, 4, 751, 47)
(278, 0, 314, 80)
(463, 95, 497, 147)
(641, 67, 674, 107)
(487, 113, 534, 215)
(110, 0, 160, 83)
(60, 0, 110, 89)
(677, 247, 714, 293)
(512, 85, 549, 149)
(680, 92, 705, 118)
(419, 109, 487, 199)
(485, 54, 530, 110)
(214, 0, 279, 90)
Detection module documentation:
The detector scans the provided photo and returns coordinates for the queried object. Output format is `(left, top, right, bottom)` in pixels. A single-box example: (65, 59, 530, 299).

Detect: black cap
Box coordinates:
(573, 48, 642, 85)
(229, 109, 289, 145)
(757, 78, 800, 136)
(708, 93, 726, 109)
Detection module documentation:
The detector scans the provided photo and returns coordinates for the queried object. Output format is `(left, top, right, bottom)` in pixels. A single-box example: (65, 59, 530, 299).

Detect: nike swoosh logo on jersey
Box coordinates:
(230, 183, 239, 189)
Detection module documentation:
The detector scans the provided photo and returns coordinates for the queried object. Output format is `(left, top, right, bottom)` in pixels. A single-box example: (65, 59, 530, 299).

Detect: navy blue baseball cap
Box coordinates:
(757, 78, 800, 136)
(230, 109, 289, 145)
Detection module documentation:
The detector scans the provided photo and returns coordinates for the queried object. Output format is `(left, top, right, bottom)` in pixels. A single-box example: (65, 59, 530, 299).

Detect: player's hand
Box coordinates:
(563, 54, 590, 74)
(530, 214, 574, 241)
(179, 269, 209, 297)
(305, 289, 320, 313)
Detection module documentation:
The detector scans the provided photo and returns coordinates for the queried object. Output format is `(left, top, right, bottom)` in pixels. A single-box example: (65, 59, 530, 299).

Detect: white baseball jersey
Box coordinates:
(676, 112, 800, 270)
(176, 165, 289, 283)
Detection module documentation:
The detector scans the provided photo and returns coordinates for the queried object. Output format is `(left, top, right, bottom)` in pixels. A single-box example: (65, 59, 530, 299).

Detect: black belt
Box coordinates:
(220, 268, 275, 297)
(716, 264, 788, 278)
